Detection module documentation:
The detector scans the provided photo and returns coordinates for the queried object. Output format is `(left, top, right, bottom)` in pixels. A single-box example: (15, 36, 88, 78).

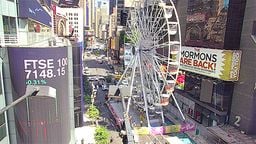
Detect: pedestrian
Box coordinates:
(110, 137, 113, 143)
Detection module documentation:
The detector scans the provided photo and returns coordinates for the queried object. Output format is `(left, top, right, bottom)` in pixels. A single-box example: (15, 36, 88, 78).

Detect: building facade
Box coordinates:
(229, 0, 256, 135)
(173, 0, 256, 135)
(0, 58, 9, 144)
(0, 0, 79, 143)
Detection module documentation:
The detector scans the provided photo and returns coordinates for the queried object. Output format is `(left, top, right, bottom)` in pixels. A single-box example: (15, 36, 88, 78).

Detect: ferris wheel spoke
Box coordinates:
(145, 5, 164, 34)
(152, 22, 167, 38)
(149, 9, 165, 34)
(138, 53, 151, 127)
(153, 53, 169, 62)
(136, 10, 151, 42)
(142, 53, 162, 98)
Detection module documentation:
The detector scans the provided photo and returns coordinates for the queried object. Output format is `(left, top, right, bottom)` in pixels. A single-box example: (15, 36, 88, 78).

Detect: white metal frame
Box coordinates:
(117, 0, 185, 129)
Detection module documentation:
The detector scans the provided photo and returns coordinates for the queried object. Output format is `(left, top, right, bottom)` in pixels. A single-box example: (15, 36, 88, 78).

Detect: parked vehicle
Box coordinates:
(88, 77, 98, 81)
(102, 84, 108, 91)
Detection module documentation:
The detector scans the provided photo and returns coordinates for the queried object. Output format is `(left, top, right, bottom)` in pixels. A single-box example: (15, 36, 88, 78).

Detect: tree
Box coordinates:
(86, 104, 100, 125)
(84, 95, 92, 104)
(94, 126, 110, 144)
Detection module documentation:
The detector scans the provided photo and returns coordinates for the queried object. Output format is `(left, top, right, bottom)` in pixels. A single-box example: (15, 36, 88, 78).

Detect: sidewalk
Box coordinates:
(75, 126, 96, 144)
(164, 105, 256, 144)
(74, 114, 96, 144)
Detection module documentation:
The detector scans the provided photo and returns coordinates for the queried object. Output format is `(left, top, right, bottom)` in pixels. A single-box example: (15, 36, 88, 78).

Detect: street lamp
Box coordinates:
(0, 85, 56, 115)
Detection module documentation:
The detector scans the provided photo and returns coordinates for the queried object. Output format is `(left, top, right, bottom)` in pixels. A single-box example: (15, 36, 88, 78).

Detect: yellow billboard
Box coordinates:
(180, 46, 242, 81)
(111, 38, 116, 49)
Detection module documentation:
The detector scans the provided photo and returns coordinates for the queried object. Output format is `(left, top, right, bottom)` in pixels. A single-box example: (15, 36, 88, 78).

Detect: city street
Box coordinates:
(83, 49, 122, 143)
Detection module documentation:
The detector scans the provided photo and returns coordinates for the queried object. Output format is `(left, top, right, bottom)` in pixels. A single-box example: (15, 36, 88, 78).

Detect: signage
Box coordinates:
(18, 0, 52, 26)
(175, 71, 185, 90)
(134, 123, 195, 135)
(180, 46, 241, 81)
(8, 47, 71, 143)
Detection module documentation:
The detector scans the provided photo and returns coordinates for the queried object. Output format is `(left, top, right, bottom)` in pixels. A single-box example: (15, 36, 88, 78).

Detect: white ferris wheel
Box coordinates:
(117, 0, 185, 128)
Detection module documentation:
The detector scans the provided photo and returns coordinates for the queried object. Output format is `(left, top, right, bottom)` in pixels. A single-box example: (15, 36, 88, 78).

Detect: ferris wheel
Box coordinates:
(117, 0, 185, 128)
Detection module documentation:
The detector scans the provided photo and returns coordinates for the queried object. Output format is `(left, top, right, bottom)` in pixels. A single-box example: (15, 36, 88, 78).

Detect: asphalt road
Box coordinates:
(84, 51, 122, 143)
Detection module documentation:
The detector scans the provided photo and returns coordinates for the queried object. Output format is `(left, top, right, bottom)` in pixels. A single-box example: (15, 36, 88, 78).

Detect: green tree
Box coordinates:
(86, 105, 100, 125)
(94, 126, 110, 144)
(84, 95, 92, 104)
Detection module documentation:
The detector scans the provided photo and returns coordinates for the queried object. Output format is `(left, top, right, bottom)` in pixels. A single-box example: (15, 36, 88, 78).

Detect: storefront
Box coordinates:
(173, 70, 234, 127)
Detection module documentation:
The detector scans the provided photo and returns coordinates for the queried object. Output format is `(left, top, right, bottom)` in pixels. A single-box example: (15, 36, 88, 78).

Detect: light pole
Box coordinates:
(0, 85, 56, 115)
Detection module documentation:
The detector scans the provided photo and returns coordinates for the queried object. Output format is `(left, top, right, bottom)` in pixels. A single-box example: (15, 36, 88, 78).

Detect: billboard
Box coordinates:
(8, 47, 71, 144)
(175, 71, 185, 90)
(59, 0, 80, 8)
(18, 0, 52, 26)
(134, 123, 195, 135)
(180, 46, 241, 81)
(185, 0, 230, 48)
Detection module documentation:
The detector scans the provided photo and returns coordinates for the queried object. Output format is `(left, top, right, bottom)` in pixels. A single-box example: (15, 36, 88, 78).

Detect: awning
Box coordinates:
(18, 0, 52, 26)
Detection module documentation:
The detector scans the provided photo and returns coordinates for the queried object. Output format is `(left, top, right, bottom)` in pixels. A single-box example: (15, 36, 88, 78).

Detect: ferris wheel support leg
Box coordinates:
(126, 55, 138, 115)
(171, 93, 186, 121)
(116, 54, 136, 86)
(160, 110, 165, 124)
(138, 52, 151, 127)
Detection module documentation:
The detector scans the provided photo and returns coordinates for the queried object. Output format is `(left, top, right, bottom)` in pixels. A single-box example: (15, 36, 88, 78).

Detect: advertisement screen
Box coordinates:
(19, 0, 51, 26)
(8, 47, 71, 144)
(175, 71, 185, 90)
(185, 0, 230, 49)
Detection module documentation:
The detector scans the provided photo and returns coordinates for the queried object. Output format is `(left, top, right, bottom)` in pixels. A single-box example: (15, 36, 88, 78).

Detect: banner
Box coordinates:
(134, 123, 195, 135)
(19, 0, 52, 26)
(175, 71, 185, 90)
(180, 46, 241, 81)
(134, 127, 150, 135)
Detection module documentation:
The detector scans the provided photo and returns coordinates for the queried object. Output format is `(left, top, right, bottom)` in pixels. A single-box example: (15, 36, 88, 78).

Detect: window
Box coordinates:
(0, 113, 6, 141)
(184, 74, 201, 99)
(2, 16, 17, 34)
(211, 82, 233, 111)
(252, 21, 256, 36)
(252, 21, 256, 43)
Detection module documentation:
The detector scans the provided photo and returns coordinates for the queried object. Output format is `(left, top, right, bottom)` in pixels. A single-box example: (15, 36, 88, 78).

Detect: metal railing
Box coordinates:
(0, 32, 52, 47)
(0, 34, 18, 46)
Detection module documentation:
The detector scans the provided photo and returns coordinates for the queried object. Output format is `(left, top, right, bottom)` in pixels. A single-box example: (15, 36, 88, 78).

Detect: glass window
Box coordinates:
(0, 114, 4, 125)
(252, 21, 256, 36)
(0, 113, 6, 141)
(2, 16, 17, 34)
(184, 74, 201, 98)
(252, 21, 256, 43)
(0, 72, 2, 95)
(0, 124, 6, 141)
(212, 82, 233, 111)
